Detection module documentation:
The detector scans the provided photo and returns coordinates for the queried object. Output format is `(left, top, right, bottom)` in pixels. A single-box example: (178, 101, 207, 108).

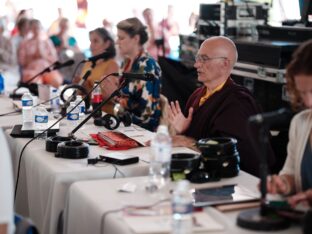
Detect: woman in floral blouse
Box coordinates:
(116, 17, 162, 131)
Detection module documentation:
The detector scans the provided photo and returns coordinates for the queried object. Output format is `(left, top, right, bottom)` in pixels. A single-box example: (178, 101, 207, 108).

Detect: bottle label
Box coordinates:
(67, 113, 79, 121)
(22, 100, 33, 107)
(92, 94, 102, 103)
(152, 144, 172, 162)
(35, 115, 48, 123)
(172, 203, 193, 214)
(80, 106, 85, 113)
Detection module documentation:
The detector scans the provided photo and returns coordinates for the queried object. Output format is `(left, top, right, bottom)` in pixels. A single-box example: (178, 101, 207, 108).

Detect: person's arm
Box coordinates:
(0, 224, 8, 234)
(288, 189, 312, 208)
(266, 174, 295, 195)
(41, 39, 58, 64)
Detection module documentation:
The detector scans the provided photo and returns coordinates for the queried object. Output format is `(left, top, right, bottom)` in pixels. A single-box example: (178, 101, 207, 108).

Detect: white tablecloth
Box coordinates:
(64, 172, 301, 234)
(0, 96, 22, 128)
(6, 122, 196, 234)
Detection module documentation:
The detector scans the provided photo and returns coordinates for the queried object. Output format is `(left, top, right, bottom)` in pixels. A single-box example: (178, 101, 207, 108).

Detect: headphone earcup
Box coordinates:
(60, 84, 91, 110)
(94, 114, 120, 130)
(103, 114, 120, 130)
(120, 112, 132, 127)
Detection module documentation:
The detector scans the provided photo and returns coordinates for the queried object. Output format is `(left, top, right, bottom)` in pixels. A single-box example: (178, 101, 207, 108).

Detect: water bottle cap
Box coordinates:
(157, 125, 169, 135)
(175, 180, 190, 191)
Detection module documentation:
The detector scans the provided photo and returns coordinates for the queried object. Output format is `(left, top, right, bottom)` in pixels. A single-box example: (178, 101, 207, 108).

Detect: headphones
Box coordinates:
(60, 84, 91, 110)
(93, 112, 132, 130)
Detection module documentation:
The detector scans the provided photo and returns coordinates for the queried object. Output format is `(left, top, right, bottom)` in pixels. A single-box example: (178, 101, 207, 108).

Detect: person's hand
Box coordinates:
(168, 101, 193, 134)
(288, 189, 312, 208)
(172, 135, 198, 151)
(266, 175, 292, 195)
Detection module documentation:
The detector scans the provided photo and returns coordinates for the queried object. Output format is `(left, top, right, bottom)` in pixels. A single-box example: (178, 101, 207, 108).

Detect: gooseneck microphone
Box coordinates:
(237, 108, 294, 231)
(82, 51, 113, 63)
(53, 59, 75, 70)
(14, 73, 116, 201)
(10, 60, 75, 99)
(68, 79, 130, 137)
(248, 108, 293, 126)
(112, 72, 156, 81)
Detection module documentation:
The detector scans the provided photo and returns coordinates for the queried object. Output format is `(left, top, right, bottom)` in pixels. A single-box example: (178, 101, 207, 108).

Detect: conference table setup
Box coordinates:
(0, 94, 304, 234)
(0, 94, 197, 234)
(63, 172, 302, 234)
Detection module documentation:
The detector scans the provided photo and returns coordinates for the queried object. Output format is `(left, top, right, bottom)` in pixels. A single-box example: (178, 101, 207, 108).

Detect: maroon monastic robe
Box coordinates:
(184, 78, 275, 176)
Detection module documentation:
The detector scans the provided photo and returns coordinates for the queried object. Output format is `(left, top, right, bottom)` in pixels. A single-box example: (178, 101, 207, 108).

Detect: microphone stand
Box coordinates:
(69, 79, 128, 138)
(14, 72, 115, 200)
(237, 123, 290, 231)
(11, 63, 56, 98)
(60, 60, 96, 114)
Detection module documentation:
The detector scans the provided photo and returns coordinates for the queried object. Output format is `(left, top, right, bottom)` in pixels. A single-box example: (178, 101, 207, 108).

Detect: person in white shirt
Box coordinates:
(0, 128, 14, 234)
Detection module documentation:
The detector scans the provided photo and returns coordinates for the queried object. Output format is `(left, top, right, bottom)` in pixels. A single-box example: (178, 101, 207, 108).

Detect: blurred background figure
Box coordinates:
(142, 8, 158, 59)
(48, 7, 64, 36)
(102, 18, 114, 38)
(11, 18, 30, 64)
(50, 17, 82, 83)
(10, 9, 31, 36)
(188, 12, 198, 34)
(0, 18, 15, 68)
(18, 19, 63, 87)
(0, 17, 20, 92)
(74, 27, 118, 113)
(157, 5, 180, 57)
(116, 17, 162, 131)
(50, 18, 79, 53)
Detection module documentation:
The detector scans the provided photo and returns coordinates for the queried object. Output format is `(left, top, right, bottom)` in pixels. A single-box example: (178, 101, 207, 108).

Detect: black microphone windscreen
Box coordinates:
(249, 108, 293, 126)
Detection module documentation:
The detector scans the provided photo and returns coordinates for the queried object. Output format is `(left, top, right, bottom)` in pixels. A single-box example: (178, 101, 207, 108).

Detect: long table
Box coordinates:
(5, 121, 197, 234)
(63, 172, 301, 234)
(0, 95, 22, 128)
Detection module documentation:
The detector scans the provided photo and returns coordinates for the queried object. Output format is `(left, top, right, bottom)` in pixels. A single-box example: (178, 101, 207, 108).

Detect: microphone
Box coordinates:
(83, 51, 113, 63)
(248, 108, 293, 126)
(52, 59, 75, 70)
(112, 72, 156, 81)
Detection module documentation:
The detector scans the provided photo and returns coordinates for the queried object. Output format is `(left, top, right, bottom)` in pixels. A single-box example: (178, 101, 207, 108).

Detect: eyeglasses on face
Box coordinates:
(195, 54, 228, 63)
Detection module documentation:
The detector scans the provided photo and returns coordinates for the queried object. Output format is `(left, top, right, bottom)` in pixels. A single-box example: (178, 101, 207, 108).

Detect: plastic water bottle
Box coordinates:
(66, 101, 79, 128)
(149, 125, 172, 190)
(172, 180, 193, 234)
(34, 105, 49, 140)
(75, 95, 85, 121)
(0, 72, 4, 94)
(21, 92, 34, 130)
(50, 88, 60, 118)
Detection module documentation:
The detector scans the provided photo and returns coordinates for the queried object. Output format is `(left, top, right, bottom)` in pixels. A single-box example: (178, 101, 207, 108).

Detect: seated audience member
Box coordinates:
(116, 17, 162, 131)
(0, 129, 14, 234)
(142, 8, 158, 59)
(11, 18, 30, 63)
(157, 5, 179, 56)
(267, 39, 312, 196)
(18, 19, 63, 87)
(168, 36, 273, 176)
(74, 27, 118, 113)
(50, 17, 82, 83)
(50, 18, 79, 53)
(0, 18, 15, 69)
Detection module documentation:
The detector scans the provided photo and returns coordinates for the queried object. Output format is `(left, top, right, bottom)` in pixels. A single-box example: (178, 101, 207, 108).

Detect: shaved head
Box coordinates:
(194, 36, 238, 89)
(201, 36, 238, 69)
